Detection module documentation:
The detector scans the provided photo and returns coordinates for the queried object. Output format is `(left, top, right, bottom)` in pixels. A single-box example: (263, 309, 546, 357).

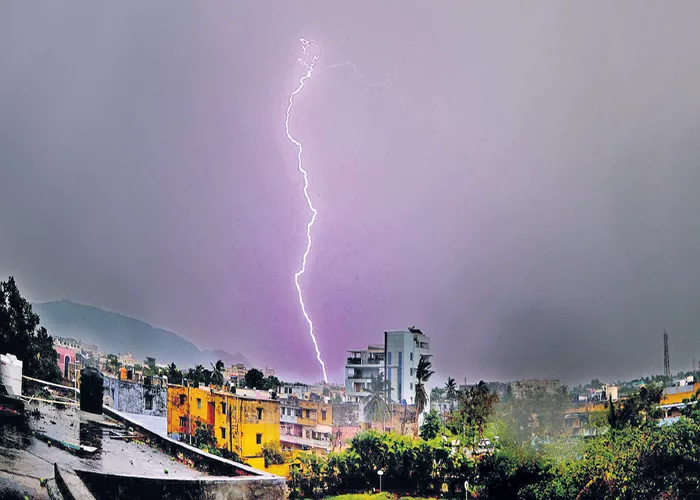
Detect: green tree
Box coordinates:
(210, 359, 225, 386)
(414, 354, 434, 433)
(262, 440, 285, 467)
(420, 409, 442, 440)
(244, 368, 265, 389)
(0, 276, 61, 383)
(445, 376, 458, 402)
(454, 380, 499, 446)
(167, 362, 183, 385)
(364, 373, 391, 430)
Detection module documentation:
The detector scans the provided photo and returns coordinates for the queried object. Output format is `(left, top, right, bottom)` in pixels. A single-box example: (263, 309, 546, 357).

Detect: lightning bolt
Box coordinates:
(283, 40, 421, 384)
(285, 38, 328, 383)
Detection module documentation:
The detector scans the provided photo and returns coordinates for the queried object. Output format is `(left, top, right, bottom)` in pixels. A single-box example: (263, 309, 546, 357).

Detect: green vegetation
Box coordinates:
(0, 276, 61, 384)
(262, 440, 285, 467)
(244, 367, 281, 390)
(294, 377, 700, 499)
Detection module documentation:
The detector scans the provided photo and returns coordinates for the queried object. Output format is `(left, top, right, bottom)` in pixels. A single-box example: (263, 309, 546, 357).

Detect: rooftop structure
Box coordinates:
(0, 399, 285, 499)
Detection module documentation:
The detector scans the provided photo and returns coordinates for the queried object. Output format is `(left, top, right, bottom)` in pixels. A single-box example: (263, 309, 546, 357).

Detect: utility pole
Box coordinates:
(664, 330, 671, 381)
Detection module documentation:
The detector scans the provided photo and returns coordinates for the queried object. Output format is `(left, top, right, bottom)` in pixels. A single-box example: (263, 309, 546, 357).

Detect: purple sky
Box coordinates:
(2, 2, 700, 385)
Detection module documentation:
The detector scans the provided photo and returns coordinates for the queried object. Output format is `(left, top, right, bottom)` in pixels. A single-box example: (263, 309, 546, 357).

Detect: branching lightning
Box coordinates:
(285, 39, 328, 383)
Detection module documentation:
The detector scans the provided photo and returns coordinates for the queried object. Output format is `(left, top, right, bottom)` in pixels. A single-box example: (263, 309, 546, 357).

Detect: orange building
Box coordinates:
(167, 385, 281, 463)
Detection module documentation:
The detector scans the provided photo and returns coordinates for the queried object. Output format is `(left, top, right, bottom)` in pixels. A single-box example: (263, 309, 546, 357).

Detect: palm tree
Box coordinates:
(445, 377, 458, 409)
(364, 373, 391, 431)
(414, 355, 434, 433)
(167, 362, 183, 385)
(210, 359, 225, 386)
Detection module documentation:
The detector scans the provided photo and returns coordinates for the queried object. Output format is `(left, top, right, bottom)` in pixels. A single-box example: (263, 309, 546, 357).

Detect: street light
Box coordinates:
(377, 470, 384, 492)
(464, 480, 469, 499)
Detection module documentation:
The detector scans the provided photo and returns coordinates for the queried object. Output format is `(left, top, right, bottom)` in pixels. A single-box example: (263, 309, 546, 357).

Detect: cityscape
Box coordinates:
(2, 278, 700, 498)
(3, 2, 700, 499)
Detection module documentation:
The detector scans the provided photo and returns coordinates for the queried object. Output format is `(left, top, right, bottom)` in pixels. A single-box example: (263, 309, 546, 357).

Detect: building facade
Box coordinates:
(345, 345, 385, 403)
(384, 327, 431, 404)
(167, 385, 280, 461)
(103, 375, 168, 416)
(344, 326, 432, 414)
(280, 397, 333, 452)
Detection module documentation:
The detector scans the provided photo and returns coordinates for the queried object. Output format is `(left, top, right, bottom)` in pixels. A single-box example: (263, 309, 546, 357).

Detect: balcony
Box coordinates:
(280, 434, 330, 451)
(281, 414, 298, 424)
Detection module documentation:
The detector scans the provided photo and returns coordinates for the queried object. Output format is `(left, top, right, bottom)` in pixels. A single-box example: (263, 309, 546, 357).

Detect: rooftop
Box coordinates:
(0, 399, 286, 499)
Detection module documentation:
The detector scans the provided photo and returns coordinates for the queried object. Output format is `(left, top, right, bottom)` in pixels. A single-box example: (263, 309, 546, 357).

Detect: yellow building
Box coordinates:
(167, 385, 280, 461)
(660, 382, 700, 406)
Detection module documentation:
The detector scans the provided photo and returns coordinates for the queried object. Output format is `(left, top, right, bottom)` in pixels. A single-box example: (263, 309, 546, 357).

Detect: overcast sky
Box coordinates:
(2, 2, 700, 385)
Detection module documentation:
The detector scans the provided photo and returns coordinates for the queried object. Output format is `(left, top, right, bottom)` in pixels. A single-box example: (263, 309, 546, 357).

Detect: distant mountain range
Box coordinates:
(32, 300, 250, 369)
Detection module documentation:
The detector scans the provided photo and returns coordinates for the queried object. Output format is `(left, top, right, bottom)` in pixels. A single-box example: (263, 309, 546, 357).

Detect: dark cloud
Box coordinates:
(2, 2, 700, 385)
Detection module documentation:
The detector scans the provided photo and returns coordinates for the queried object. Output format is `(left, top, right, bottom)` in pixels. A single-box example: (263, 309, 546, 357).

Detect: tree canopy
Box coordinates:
(0, 276, 60, 383)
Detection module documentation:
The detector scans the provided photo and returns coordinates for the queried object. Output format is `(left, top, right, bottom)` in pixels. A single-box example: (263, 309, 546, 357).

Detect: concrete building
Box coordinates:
(223, 363, 247, 386)
(118, 352, 138, 367)
(511, 379, 565, 399)
(54, 344, 79, 380)
(345, 344, 385, 403)
(167, 385, 281, 465)
(384, 326, 431, 404)
(103, 375, 168, 416)
(280, 397, 333, 452)
(280, 383, 307, 399)
(345, 326, 432, 407)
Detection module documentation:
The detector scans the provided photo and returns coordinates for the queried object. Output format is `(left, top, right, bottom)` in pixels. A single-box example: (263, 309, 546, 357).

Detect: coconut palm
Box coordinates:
(364, 373, 391, 431)
(414, 355, 434, 432)
(445, 377, 458, 409)
(210, 359, 225, 386)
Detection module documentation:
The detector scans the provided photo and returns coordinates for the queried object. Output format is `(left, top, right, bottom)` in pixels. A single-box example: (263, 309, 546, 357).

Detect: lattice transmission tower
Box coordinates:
(663, 330, 671, 380)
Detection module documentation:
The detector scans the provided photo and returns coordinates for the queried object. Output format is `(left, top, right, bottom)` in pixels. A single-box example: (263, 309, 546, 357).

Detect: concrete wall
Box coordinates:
(103, 376, 167, 416)
(77, 470, 287, 500)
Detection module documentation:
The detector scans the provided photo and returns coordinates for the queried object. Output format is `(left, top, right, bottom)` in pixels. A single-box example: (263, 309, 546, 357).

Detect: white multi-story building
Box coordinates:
(344, 326, 432, 407)
(384, 327, 431, 405)
(344, 345, 385, 403)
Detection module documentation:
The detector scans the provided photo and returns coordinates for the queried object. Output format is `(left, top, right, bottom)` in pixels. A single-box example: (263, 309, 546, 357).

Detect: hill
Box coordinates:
(32, 300, 250, 369)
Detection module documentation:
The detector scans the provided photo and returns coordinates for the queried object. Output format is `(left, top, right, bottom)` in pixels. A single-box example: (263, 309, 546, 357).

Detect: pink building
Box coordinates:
(55, 346, 77, 379)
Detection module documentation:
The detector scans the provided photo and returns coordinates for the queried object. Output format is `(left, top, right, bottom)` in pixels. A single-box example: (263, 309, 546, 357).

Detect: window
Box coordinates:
(256, 433, 262, 445)
(145, 395, 153, 410)
(305, 410, 311, 419)
(179, 416, 187, 427)
(221, 427, 226, 439)
(221, 402, 227, 414)
(257, 407, 263, 420)
(410, 352, 413, 361)
(410, 383, 413, 390)
(321, 410, 327, 421)
(197, 398, 201, 409)
(179, 394, 186, 405)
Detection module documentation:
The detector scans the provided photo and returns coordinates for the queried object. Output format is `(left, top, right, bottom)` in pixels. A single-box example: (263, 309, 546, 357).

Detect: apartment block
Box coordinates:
(167, 385, 280, 461)
(345, 344, 385, 403)
(384, 327, 431, 404)
(280, 397, 333, 452)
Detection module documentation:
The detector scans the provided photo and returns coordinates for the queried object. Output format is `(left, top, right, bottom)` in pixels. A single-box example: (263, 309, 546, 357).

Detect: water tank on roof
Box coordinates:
(0, 353, 23, 397)
(80, 366, 104, 414)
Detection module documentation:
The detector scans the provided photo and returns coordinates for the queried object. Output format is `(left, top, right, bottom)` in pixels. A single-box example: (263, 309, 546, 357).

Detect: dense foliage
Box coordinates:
(290, 430, 475, 498)
(0, 276, 61, 383)
(292, 379, 700, 499)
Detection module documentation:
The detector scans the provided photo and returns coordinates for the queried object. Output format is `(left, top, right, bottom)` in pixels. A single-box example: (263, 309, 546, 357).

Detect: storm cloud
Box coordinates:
(2, 2, 700, 385)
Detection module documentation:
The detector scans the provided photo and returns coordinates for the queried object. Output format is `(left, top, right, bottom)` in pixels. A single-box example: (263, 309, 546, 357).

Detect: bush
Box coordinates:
(262, 440, 285, 467)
